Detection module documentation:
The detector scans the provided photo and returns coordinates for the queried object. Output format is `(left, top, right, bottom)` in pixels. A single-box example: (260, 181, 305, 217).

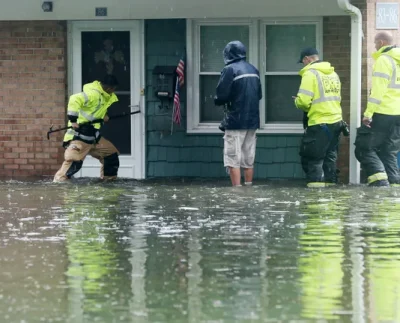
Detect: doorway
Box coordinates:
(68, 21, 145, 179)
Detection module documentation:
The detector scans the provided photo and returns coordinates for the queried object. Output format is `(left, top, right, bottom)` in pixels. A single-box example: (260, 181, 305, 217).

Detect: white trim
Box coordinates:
(186, 19, 195, 132)
(187, 123, 305, 134)
(265, 72, 300, 76)
(186, 17, 322, 134)
(137, 20, 146, 179)
(67, 20, 146, 179)
(198, 72, 222, 76)
(337, 0, 362, 185)
(141, 20, 146, 179)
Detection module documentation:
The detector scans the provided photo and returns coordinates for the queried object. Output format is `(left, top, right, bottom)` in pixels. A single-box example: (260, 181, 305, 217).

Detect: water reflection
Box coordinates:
(298, 190, 349, 320)
(62, 186, 133, 322)
(1, 181, 400, 322)
(365, 196, 400, 323)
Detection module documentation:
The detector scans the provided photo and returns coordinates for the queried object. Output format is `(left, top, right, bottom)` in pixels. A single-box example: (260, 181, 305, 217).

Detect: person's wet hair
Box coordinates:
(102, 75, 119, 88)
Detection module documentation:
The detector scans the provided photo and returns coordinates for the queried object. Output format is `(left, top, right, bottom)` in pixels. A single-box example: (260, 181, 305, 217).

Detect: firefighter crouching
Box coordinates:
(53, 75, 120, 182)
(355, 32, 400, 187)
(294, 47, 346, 188)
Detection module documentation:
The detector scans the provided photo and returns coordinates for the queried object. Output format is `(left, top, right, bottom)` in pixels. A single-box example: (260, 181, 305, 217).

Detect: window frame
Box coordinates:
(260, 18, 323, 133)
(186, 17, 323, 134)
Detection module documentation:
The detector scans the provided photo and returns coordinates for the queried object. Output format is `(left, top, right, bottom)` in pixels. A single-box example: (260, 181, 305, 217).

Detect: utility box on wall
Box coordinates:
(152, 66, 177, 101)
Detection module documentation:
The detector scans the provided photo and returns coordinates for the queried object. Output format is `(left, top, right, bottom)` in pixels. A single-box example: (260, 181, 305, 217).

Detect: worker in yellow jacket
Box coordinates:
(355, 32, 400, 187)
(53, 75, 120, 182)
(294, 47, 345, 188)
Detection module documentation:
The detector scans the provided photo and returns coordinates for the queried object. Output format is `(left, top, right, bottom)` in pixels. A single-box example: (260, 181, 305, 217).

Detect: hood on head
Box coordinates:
(83, 80, 104, 93)
(83, 80, 118, 103)
(223, 41, 246, 65)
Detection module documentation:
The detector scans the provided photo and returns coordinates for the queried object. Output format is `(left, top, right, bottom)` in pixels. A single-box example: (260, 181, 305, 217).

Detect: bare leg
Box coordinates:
(229, 167, 241, 186)
(243, 168, 253, 185)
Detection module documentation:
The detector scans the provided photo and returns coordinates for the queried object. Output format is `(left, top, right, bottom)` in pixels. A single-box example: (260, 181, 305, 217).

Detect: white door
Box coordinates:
(68, 21, 145, 179)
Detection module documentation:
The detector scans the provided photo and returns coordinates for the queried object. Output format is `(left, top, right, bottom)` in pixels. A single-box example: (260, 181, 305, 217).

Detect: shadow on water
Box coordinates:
(1, 178, 400, 322)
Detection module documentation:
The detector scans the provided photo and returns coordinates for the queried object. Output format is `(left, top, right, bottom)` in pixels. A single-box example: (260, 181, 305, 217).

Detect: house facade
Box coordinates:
(0, 0, 392, 183)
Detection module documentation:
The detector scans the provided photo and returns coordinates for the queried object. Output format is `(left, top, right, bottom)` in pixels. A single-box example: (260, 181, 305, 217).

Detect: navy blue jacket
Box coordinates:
(214, 41, 262, 130)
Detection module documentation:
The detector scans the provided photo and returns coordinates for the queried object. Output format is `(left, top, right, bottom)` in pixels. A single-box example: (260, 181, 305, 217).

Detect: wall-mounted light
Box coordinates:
(42, 1, 53, 12)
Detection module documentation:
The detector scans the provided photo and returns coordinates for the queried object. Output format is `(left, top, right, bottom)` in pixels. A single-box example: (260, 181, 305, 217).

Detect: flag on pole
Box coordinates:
(172, 55, 185, 126)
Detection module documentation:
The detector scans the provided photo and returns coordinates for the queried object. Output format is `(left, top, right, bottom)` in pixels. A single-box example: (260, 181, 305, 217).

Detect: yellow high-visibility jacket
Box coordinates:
(364, 45, 400, 118)
(63, 81, 118, 143)
(295, 61, 342, 126)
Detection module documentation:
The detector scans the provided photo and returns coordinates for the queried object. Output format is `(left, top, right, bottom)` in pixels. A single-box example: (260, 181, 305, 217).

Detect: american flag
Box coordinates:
(172, 56, 185, 125)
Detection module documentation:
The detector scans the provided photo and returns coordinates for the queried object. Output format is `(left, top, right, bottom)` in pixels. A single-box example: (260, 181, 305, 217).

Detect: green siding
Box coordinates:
(145, 19, 304, 179)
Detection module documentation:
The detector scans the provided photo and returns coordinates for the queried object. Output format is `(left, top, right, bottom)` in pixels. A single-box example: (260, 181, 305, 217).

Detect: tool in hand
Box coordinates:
(47, 105, 141, 140)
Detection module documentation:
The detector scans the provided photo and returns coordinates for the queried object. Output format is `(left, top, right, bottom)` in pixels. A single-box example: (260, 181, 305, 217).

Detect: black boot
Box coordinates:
(369, 179, 390, 187)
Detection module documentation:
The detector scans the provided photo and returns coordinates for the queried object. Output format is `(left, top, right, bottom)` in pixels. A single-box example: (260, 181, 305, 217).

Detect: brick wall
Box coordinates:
(323, 17, 352, 182)
(0, 16, 365, 181)
(364, 0, 400, 88)
(321, 0, 368, 183)
(0, 21, 66, 179)
(355, 0, 370, 112)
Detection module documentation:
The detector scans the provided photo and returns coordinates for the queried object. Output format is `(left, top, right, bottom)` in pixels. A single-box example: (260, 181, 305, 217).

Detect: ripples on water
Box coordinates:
(1, 179, 400, 322)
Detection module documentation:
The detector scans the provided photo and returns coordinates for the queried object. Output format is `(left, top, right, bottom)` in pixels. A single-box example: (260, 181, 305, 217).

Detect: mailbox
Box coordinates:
(152, 65, 177, 100)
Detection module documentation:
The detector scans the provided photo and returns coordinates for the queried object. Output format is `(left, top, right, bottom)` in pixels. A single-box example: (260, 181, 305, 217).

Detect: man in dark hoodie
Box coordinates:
(214, 41, 262, 187)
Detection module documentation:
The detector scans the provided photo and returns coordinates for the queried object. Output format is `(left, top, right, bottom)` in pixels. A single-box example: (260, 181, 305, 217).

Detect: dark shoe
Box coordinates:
(368, 180, 390, 187)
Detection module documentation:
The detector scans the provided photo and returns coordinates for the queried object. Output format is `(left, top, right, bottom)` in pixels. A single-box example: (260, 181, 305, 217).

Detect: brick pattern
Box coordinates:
(323, 16, 352, 182)
(352, 0, 370, 108)
(355, 0, 400, 182)
(0, 21, 66, 178)
(359, 0, 400, 107)
(363, 0, 400, 88)
(0, 18, 356, 180)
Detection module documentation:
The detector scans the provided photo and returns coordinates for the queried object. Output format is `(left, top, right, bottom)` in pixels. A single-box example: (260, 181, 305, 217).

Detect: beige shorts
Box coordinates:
(223, 130, 257, 168)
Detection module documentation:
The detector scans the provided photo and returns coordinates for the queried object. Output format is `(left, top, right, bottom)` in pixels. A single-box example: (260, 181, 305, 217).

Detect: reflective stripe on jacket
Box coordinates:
(364, 46, 400, 118)
(63, 81, 118, 143)
(295, 61, 343, 126)
(63, 128, 101, 143)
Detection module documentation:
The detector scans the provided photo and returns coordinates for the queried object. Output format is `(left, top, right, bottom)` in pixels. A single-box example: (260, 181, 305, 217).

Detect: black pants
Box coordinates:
(300, 121, 342, 183)
(355, 113, 400, 184)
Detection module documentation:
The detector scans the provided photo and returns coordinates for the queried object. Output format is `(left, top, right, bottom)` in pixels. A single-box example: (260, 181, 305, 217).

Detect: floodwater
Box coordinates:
(1, 179, 400, 323)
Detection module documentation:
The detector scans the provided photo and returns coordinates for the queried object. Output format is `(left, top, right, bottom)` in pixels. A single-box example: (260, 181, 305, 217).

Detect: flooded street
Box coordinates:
(1, 180, 400, 323)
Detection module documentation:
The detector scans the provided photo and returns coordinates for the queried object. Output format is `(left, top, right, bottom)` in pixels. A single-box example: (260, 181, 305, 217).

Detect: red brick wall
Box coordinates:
(322, 0, 368, 183)
(0, 21, 66, 179)
(365, 0, 400, 89)
(323, 16, 352, 182)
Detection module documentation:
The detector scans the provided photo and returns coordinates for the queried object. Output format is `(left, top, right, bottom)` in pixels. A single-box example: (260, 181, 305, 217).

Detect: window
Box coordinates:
(262, 23, 319, 128)
(199, 25, 250, 123)
(187, 18, 322, 134)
